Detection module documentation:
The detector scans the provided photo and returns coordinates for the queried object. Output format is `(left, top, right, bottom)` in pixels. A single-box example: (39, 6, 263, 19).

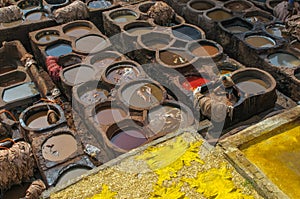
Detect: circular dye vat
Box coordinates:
(56, 167, 89, 187)
(224, 1, 252, 11)
(88, 0, 112, 9)
(266, 24, 285, 38)
(42, 134, 77, 162)
(236, 78, 268, 94)
(110, 129, 147, 151)
(36, 31, 60, 44)
(141, 33, 172, 51)
(58, 54, 82, 68)
(106, 64, 139, 85)
(268, 52, 300, 68)
(121, 82, 164, 109)
(63, 65, 94, 85)
(245, 35, 275, 48)
(125, 26, 153, 36)
(80, 89, 109, 104)
(25, 11, 48, 21)
(45, 43, 72, 57)
(159, 50, 192, 66)
(226, 25, 250, 33)
(65, 26, 91, 37)
(191, 44, 219, 57)
(246, 15, 272, 23)
(110, 10, 138, 23)
(181, 75, 209, 91)
(190, 1, 215, 11)
(26, 111, 50, 129)
(95, 107, 127, 126)
(75, 35, 107, 53)
(1, 20, 23, 28)
(207, 9, 233, 21)
(172, 25, 202, 41)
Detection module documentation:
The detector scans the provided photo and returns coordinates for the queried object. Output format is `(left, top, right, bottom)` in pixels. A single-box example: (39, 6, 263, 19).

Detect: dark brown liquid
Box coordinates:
(26, 111, 50, 128)
(191, 45, 219, 57)
(122, 83, 164, 109)
(225, 2, 251, 11)
(63, 66, 94, 85)
(80, 89, 109, 104)
(75, 36, 107, 53)
(226, 25, 250, 33)
(207, 10, 233, 21)
(245, 36, 275, 48)
(56, 168, 89, 186)
(148, 106, 187, 134)
(191, 2, 214, 10)
(106, 67, 139, 84)
(110, 129, 147, 150)
(95, 108, 127, 126)
(159, 51, 190, 66)
(236, 78, 267, 94)
(3, 182, 31, 199)
(65, 26, 91, 37)
(42, 134, 77, 162)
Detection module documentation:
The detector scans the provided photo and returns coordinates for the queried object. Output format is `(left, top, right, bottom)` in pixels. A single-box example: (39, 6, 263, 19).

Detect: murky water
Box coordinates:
(243, 125, 300, 199)
(46, 43, 72, 57)
(126, 27, 153, 36)
(63, 66, 94, 85)
(112, 15, 137, 23)
(106, 66, 139, 84)
(75, 35, 107, 53)
(245, 35, 275, 48)
(80, 89, 109, 104)
(92, 57, 116, 68)
(226, 25, 250, 33)
(56, 168, 89, 187)
(172, 25, 202, 41)
(95, 108, 127, 126)
(225, 1, 251, 11)
(26, 111, 50, 128)
(236, 78, 268, 94)
(143, 39, 169, 50)
(268, 52, 300, 68)
(88, 0, 112, 9)
(191, 2, 214, 11)
(38, 34, 59, 44)
(26, 11, 48, 20)
(207, 10, 233, 21)
(159, 51, 191, 66)
(246, 15, 271, 23)
(42, 134, 77, 162)
(110, 129, 147, 150)
(2, 82, 39, 102)
(121, 82, 164, 109)
(191, 45, 219, 57)
(65, 26, 91, 37)
(267, 24, 285, 37)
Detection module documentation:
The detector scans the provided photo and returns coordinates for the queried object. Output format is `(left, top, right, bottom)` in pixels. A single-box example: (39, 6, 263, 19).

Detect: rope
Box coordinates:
(0, 110, 17, 121)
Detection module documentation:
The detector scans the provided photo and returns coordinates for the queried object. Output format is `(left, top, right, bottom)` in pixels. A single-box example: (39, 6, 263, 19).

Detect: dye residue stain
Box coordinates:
(191, 45, 219, 57)
(88, 0, 112, 9)
(172, 25, 202, 41)
(46, 43, 72, 57)
(42, 134, 77, 162)
(65, 26, 91, 37)
(159, 51, 190, 66)
(80, 89, 109, 104)
(56, 168, 90, 187)
(110, 129, 147, 151)
(236, 78, 267, 94)
(95, 108, 127, 126)
(26, 111, 50, 128)
(243, 125, 300, 199)
(182, 76, 209, 91)
(268, 52, 300, 68)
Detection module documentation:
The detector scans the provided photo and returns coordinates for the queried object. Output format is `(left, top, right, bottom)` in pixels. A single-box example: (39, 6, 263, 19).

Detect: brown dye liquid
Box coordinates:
(191, 45, 219, 57)
(0, 65, 17, 74)
(75, 35, 107, 53)
(110, 129, 147, 150)
(113, 15, 137, 23)
(42, 134, 77, 162)
(3, 182, 31, 199)
(236, 78, 268, 94)
(268, 52, 300, 68)
(95, 108, 127, 126)
(191, 2, 214, 10)
(243, 125, 300, 199)
(65, 26, 91, 37)
(56, 168, 89, 187)
(126, 27, 153, 36)
(148, 106, 186, 134)
(38, 34, 59, 43)
(245, 36, 275, 48)
(80, 89, 109, 104)
(122, 83, 164, 109)
(92, 58, 116, 68)
(159, 51, 190, 66)
(226, 25, 250, 33)
(207, 10, 233, 21)
(225, 2, 251, 11)
(106, 67, 139, 84)
(246, 16, 271, 23)
(63, 66, 94, 85)
(26, 111, 50, 128)
(26, 12, 47, 20)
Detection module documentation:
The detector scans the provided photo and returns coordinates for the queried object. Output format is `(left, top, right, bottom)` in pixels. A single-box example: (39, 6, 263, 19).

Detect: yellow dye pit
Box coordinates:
(243, 125, 300, 199)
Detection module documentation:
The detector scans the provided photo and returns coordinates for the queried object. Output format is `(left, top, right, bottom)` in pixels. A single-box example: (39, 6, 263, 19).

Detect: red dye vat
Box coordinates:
(182, 76, 209, 91)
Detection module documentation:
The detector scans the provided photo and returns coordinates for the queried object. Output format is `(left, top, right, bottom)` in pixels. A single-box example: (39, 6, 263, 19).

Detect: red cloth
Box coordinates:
(46, 56, 62, 81)
(182, 76, 209, 91)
